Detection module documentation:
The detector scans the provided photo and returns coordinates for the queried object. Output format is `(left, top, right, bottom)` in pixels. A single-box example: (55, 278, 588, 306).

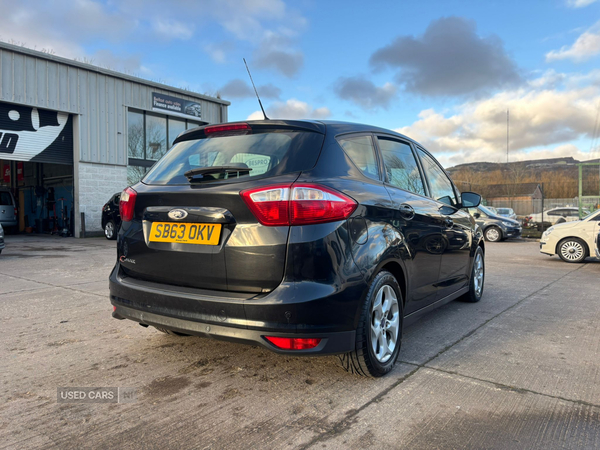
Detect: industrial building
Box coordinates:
(0, 41, 229, 237)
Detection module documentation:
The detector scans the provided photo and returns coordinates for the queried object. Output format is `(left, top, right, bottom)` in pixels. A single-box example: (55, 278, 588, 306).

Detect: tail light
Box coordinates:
(119, 187, 137, 222)
(241, 184, 357, 226)
(264, 336, 322, 350)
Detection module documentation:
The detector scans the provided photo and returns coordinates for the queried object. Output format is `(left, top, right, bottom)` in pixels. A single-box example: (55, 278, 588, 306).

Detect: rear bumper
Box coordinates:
(112, 304, 355, 355)
(109, 264, 363, 355)
(0, 219, 17, 228)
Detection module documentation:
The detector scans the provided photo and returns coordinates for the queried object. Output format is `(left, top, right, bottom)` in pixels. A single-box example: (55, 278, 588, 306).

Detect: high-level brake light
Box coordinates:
(241, 184, 357, 226)
(204, 123, 251, 135)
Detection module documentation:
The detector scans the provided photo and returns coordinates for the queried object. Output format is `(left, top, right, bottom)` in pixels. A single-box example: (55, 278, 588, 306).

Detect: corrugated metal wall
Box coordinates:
(0, 43, 228, 166)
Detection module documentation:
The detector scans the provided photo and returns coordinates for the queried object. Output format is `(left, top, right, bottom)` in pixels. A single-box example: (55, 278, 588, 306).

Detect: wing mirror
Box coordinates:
(473, 212, 481, 219)
(460, 192, 481, 208)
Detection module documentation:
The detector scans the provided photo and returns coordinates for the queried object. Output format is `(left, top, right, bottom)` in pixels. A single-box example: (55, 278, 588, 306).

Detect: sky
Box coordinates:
(1, 0, 600, 167)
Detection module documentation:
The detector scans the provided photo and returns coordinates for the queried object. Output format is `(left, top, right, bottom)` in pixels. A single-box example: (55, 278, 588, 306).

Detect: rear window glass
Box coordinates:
(143, 131, 324, 185)
(0, 192, 13, 205)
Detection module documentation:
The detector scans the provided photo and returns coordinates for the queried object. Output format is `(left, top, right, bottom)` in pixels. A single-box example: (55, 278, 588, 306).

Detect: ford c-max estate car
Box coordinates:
(110, 120, 485, 377)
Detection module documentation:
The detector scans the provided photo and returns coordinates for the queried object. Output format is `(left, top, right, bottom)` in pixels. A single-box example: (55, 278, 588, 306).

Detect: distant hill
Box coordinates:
(446, 157, 599, 175)
(446, 157, 600, 199)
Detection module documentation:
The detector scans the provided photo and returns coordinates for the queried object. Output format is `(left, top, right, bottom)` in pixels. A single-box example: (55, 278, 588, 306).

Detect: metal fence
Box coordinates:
(485, 197, 600, 217)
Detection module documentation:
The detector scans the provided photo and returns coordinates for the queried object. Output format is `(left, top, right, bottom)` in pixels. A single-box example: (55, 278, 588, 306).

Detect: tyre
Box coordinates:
(460, 247, 485, 303)
(484, 226, 502, 242)
(557, 238, 587, 263)
(339, 270, 403, 377)
(104, 220, 117, 240)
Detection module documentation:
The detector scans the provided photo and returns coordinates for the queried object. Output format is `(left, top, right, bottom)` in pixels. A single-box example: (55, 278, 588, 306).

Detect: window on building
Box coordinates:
(145, 114, 167, 161)
(127, 108, 207, 185)
(127, 110, 144, 159)
(169, 118, 186, 147)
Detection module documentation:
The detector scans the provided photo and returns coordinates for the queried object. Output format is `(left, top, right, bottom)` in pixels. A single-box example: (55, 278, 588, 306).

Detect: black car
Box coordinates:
(468, 205, 522, 242)
(102, 193, 121, 240)
(110, 120, 485, 377)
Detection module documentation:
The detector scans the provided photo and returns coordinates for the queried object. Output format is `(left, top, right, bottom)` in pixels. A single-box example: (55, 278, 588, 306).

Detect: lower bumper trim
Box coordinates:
(112, 304, 356, 356)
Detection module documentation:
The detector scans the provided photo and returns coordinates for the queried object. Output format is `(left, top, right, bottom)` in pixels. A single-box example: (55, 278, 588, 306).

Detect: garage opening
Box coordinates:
(0, 101, 74, 235)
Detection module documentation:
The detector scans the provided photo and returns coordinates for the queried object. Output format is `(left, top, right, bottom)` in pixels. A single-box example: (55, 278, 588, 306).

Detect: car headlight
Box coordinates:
(502, 221, 514, 227)
(542, 227, 554, 239)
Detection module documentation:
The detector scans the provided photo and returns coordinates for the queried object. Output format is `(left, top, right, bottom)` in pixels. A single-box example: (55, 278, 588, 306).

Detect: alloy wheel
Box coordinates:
(473, 252, 484, 297)
(370, 285, 400, 363)
(560, 240, 584, 262)
(105, 222, 114, 239)
(486, 227, 500, 242)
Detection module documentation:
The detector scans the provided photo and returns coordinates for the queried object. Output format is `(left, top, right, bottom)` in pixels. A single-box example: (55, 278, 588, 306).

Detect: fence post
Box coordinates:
(541, 183, 544, 233)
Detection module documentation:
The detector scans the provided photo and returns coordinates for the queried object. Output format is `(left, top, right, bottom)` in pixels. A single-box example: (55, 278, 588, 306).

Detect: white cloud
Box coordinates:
(566, 0, 598, 7)
(152, 18, 194, 41)
(247, 99, 331, 120)
(396, 71, 600, 166)
(546, 21, 600, 62)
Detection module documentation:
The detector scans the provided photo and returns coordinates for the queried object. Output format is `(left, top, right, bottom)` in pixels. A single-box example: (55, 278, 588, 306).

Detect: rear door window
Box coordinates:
(417, 148, 457, 207)
(0, 192, 13, 206)
(337, 135, 380, 181)
(377, 137, 426, 196)
(143, 130, 324, 185)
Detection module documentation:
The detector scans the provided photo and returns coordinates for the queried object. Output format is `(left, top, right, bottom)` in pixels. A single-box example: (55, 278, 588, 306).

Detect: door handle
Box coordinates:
(399, 204, 415, 220)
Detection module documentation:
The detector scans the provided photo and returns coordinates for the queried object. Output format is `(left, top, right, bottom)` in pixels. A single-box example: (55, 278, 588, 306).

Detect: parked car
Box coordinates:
(468, 205, 522, 242)
(540, 209, 600, 263)
(528, 207, 589, 226)
(102, 193, 121, 240)
(496, 207, 517, 220)
(0, 187, 17, 230)
(0, 223, 4, 254)
(110, 120, 485, 378)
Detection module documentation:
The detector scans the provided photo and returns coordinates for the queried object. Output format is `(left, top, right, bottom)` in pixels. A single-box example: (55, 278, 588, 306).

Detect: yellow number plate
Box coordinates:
(149, 222, 221, 245)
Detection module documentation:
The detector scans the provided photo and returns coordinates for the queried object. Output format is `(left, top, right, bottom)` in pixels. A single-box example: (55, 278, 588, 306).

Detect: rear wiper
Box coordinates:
(184, 164, 252, 181)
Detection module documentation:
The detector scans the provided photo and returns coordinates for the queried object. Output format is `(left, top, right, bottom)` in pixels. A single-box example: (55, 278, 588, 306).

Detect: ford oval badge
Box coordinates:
(168, 209, 188, 220)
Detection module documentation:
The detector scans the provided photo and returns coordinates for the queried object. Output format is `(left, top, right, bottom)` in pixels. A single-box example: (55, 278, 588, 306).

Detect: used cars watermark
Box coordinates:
(57, 387, 137, 403)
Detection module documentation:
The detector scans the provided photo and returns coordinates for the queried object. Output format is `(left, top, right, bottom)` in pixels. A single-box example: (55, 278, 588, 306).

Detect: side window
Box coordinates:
(337, 135, 380, 181)
(417, 148, 457, 206)
(548, 210, 560, 216)
(377, 137, 426, 196)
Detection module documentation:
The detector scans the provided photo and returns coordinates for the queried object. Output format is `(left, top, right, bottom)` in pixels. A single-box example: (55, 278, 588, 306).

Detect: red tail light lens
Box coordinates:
(241, 186, 290, 226)
(265, 336, 322, 350)
(119, 187, 137, 222)
(240, 184, 357, 226)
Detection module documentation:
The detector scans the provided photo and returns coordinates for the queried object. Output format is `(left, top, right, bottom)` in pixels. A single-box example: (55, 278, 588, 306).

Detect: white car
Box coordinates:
(540, 209, 600, 263)
(529, 207, 590, 226)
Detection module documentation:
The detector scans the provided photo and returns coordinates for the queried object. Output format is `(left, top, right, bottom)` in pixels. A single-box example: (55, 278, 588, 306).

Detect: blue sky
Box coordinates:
(1, 0, 600, 167)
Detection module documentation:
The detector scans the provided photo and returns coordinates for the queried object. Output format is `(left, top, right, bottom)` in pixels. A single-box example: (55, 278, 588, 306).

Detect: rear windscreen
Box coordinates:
(142, 130, 324, 185)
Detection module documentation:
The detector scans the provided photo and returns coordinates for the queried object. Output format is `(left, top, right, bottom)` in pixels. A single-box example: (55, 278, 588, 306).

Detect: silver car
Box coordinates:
(0, 188, 17, 229)
(0, 223, 5, 254)
(496, 207, 517, 221)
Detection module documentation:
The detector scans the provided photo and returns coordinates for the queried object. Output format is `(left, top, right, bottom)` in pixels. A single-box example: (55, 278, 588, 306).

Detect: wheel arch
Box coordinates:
(555, 236, 589, 257)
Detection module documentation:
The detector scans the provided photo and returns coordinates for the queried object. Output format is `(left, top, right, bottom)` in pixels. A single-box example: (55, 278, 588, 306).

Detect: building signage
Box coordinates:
(152, 92, 202, 120)
(0, 102, 73, 165)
